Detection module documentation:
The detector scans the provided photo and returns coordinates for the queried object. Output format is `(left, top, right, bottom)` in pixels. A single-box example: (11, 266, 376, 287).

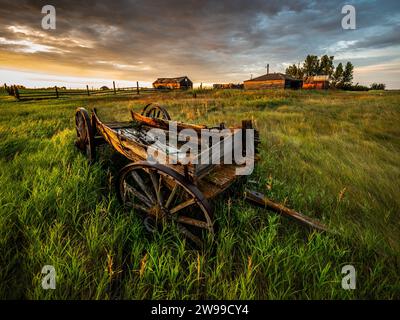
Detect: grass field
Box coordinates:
(0, 88, 399, 299)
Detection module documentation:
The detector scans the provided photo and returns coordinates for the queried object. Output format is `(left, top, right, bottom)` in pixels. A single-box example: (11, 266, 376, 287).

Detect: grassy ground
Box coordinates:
(0, 89, 399, 299)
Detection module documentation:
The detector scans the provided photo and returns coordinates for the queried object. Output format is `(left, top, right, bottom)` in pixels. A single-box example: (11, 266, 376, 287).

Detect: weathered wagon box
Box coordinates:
(75, 103, 259, 246)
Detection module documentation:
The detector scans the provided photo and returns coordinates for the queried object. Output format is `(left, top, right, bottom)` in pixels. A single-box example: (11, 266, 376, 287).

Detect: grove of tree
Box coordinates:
(285, 55, 355, 88)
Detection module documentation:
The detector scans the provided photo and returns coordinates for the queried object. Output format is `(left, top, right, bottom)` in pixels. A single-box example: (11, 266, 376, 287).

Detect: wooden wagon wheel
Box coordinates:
(75, 107, 96, 162)
(141, 103, 171, 120)
(118, 161, 213, 247)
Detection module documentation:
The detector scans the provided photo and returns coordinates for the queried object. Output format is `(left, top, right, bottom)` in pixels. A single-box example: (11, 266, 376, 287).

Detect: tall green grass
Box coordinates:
(0, 89, 399, 299)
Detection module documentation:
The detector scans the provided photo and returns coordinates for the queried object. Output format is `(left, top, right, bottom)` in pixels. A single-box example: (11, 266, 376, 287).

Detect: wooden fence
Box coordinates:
(4, 81, 177, 101)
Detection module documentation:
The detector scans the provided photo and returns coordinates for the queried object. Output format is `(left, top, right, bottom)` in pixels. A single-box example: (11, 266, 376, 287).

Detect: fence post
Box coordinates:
(14, 86, 20, 100)
(86, 85, 90, 96)
(4, 83, 6, 92)
(55, 86, 59, 98)
(113, 81, 116, 94)
(136, 81, 139, 95)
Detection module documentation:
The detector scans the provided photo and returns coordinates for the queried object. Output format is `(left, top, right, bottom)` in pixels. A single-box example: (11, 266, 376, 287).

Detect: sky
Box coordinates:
(0, 0, 399, 89)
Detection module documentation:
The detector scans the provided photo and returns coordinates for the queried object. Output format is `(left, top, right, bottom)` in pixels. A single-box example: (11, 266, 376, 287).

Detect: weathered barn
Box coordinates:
(153, 76, 193, 90)
(243, 73, 303, 90)
(302, 75, 330, 89)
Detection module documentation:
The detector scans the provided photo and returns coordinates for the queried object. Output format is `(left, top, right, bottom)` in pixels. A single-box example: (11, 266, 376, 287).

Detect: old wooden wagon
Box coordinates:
(75, 104, 259, 246)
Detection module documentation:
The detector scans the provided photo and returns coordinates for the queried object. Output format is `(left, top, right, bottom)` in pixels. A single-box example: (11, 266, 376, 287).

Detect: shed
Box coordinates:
(302, 75, 330, 89)
(243, 73, 303, 90)
(153, 76, 193, 90)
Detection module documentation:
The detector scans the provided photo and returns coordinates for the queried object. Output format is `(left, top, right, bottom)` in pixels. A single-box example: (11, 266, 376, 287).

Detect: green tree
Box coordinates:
(332, 62, 344, 87)
(342, 62, 354, 85)
(285, 55, 354, 88)
(303, 55, 320, 76)
(319, 55, 335, 77)
(285, 64, 297, 77)
(285, 64, 304, 79)
(370, 83, 386, 90)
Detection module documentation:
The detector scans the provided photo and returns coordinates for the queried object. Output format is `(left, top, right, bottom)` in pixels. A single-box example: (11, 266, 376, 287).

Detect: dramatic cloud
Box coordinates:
(0, 0, 399, 88)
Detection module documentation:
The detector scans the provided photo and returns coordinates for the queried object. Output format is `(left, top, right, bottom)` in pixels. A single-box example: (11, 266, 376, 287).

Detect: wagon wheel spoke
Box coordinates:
(176, 216, 210, 230)
(124, 181, 153, 208)
(130, 170, 155, 203)
(164, 185, 210, 229)
(169, 198, 196, 214)
(125, 201, 149, 213)
(158, 175, 164, 205)
(148, 170, 163, 206)
(165, 184, 178, 209)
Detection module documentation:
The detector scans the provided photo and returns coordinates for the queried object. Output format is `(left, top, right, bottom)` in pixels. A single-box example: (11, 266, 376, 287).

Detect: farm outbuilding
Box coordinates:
(302, 75, 330, 89)
(243, 73, 303, 90)
(153, 76, 193, 90)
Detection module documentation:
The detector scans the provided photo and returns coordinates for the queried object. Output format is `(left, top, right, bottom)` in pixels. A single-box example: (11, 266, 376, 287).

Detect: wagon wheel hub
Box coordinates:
(148, 204, 168, 220)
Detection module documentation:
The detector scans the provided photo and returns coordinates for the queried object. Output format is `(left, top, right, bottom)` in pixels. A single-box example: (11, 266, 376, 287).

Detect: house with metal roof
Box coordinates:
(243, 73, 303, 90)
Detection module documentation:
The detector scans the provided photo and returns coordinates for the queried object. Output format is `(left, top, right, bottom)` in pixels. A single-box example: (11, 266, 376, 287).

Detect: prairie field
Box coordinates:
(0, 89, 399, 299)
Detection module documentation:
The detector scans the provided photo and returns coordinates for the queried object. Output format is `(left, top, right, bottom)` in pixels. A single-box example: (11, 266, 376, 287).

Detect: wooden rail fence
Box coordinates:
(4, 82, 179, 101)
